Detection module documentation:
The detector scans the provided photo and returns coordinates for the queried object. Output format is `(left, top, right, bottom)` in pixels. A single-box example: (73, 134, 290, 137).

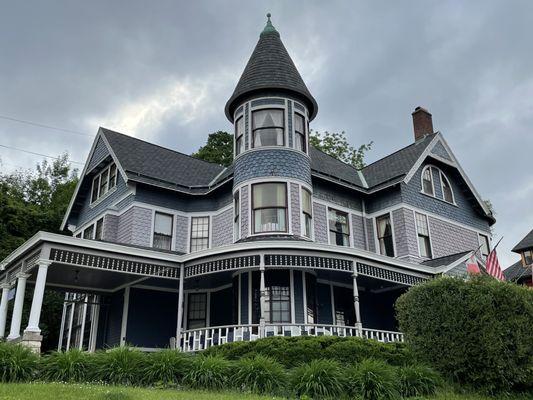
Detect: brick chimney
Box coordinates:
(411, 106, 434, 141)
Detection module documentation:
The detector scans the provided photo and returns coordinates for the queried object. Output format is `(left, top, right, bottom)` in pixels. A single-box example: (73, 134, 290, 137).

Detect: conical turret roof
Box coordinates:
(225, 14, 318, 122)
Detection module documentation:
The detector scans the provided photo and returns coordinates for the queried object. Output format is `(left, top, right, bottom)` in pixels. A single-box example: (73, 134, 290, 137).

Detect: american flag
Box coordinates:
(486, 248, 505, 281)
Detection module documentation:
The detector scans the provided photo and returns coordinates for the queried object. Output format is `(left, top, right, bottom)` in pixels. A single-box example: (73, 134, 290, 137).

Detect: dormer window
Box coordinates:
(252, 109, 284, 147)
(421, 165, 455, 205)
(294, 113, 306, 152)
(422, 167, 434, 196)
(235, 116, 245, 156)
(91, 162, 117, 204)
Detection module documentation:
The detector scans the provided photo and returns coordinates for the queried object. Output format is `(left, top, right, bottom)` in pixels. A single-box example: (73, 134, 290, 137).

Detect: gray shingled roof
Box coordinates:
(512, 229, 533, 253)
(361, 133, 436, 187)
(309, 147, 365, 188)
(225, 19, 317, 121)
(504, 259, 532, 282)
(102, 128, 225, 191)
(421, 251, 470, 268)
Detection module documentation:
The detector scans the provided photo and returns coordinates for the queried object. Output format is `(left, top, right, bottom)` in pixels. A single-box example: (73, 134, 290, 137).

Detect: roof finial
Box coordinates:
(261, 12, 278, 35)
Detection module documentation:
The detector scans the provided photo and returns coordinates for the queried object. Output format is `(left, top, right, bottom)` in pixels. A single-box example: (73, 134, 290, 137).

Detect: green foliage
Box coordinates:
(204, 335, 413, 368)
(347, 359, 399, 400)
(234, 355, 287, 395)
(291, 359, 346, 399)
(92, 347, 146, 386)
(397, 364, 441, 398)
(0, 342, 38, 382)
(183, 355, 233, 390)
(310, 130, 373, 169)
(192, 131, 234, 166)
(41, 349, 92, 382)
(396, 275, 533, 393)
(141, 349, 192, 387)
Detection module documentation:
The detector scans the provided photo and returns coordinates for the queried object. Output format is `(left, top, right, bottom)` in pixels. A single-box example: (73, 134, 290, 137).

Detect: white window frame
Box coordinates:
(189, 216, 210, 253)
(414, 212, 433, 259)
(439, 171, 456, 204)
(294, 112, 307, 154)
(90, 162, 118, 205)
(375, 212, 396, 257)
(327, 207, 351, 247)
(478, 233, 490, 257)
(152, 211, 174, 251)
(420, 165, 457, 206)
(300, 186, 313, 239)
(79, 217, 104, 240)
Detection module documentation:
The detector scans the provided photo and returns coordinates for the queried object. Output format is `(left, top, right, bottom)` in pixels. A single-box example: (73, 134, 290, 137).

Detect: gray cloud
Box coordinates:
(0, 0, 531, 268)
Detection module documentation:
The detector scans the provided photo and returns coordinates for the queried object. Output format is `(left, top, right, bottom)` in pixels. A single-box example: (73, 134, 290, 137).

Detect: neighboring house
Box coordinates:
(0, 16, 495, 353)
(504, 229, 533, 286)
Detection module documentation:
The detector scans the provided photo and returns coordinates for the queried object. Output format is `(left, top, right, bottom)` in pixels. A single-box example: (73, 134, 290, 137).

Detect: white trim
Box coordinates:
(287, 183, 293, 235)
(120, 286, 130, 346)
(326, 206, 353, 248)
(88, 295, 100, 353)
(66, 302, 74, 351)
(413, 211, 433, 259)
(419, 164, 457, 206)
(374, 212, 396, 257)
(439, 170, 456, 205)
(78, 297, 88, 350)
(57, 300, 67, 351)
(312, 198, 363, 217)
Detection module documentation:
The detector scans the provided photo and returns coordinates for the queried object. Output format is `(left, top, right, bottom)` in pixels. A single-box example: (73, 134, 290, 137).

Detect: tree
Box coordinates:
(192, 131, 234, 167)
(310, 130, 373, 169)
(0, 154, 78, 352)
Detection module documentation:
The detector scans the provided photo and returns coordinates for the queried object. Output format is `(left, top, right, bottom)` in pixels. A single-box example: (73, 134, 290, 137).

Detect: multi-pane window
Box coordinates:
(328, 209, 350, 246)
(252, 183, 287, 233)
(376, 214, 395, 256)
(153, 212, 173, 250)
(91, 162, 117, 204)
(416, 213, 432, 258)
(190, 216, 210, 252)
(187, 293, 207, 329)
(440, 172, 454, 203)
(252, 109, 284, 147)
(264, 270, 291, 323)
(235, 116, 245, 156)
(523, 250, 533, 266)
(294, 113, 306, 152)
(301, 188, 312, 238)
(422, 166, 434, 196)
(479, 234, 490, 257)
(94, 218, 103, 241)
(83, 225, 94, 239)
(234, 192, 240, 239)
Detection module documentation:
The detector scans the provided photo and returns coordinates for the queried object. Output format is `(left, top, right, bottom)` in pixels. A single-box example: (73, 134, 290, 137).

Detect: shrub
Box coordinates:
(396, 275, 533, 393)
(347, 359, 399, 400)
(92, 347, 146, 386)
(142, 349, 191, 387)
(397, 364, 440, 397)
(183, 355, 233, 390)
(0, 342, 38, 382)
(234, 355, 287, 395)
(291, 359, 346, 399)
(41, 349, 92, 382)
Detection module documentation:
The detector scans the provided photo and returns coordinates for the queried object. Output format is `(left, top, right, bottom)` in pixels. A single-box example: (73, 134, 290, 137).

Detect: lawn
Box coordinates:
(0, 383, 530, 400)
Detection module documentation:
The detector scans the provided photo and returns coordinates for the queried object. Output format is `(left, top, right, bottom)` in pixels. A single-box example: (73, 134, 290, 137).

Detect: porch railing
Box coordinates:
(179, 323, 403, 352)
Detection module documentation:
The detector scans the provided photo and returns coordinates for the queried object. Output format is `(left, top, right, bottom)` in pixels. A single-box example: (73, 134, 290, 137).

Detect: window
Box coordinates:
(416, 213, 432, 258)
(190, 216, 209, 252)
(479, 234, 490, 257)
(234, 192, 240, 239)
(305, 273, 317, 324)
(301, 188, 313, 238)
(83, 225, 94, 240)
(252, 109, 284, 147)
(153, 212, 173, 250)
(294, 113, 306, 152)
(328, 209, 350, 246)
(440, 172, 454, 203)
(235, 116, 245, 155)
(264, 270, 291, 323)
(91, 162, 117, 204)
(94, 218, 103, 241)
(422, 166, 434, 196)
(252, 183, 287, 233)
(376, 214, 394, 256)
(523, 250, 533, 266)
(187, 293, 207, 329)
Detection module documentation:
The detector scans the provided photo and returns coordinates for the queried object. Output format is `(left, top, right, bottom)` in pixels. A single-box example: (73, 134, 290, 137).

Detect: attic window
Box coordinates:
(421, 165, 455, 205)
(91, 162, 117, 204)
(422, 166, 434, 196)
(440, 172, 454, 203)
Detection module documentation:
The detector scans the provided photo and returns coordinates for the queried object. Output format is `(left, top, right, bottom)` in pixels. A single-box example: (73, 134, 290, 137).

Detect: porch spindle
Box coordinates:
(352, 269, 363, 336)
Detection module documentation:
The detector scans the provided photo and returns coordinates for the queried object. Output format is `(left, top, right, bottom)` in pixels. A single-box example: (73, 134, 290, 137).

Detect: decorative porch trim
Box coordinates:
(356, 262, 429, 286)
(265, 254, 353, 272)
(185, 255, 260, 278)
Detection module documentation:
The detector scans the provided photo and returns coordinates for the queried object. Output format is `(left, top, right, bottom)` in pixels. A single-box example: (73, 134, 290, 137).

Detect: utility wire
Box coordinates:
(0, 114, 94, 138)
(0, 144, 85, 165)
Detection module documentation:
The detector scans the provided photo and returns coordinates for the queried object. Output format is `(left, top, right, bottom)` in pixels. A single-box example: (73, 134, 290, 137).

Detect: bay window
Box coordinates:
(235, 116, 245, 155)
(294, 113, 306, 152)
(328, 208, 350, 246)
(252, 183, 287, 233)
(376, 214, 395, 256)
(252, 109, 284, 147)
(302, 188, 312, 238)
(415, 213, 432, 258)
(190, 216, 210, 252)
(153, 212, 173, 250)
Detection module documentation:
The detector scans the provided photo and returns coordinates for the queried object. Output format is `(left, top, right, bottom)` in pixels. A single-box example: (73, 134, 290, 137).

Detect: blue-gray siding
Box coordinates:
(87, 136, 110, 172)
(313, 181, 363, 211)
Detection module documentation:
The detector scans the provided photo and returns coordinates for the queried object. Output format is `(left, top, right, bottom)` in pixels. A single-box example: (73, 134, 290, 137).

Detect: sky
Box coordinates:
(0, 1, 532, 268)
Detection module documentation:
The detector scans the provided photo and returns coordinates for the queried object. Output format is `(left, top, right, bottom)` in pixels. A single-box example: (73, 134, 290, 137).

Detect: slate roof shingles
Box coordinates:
(504, 259, 532, 282)
(512, 228, 533, 253)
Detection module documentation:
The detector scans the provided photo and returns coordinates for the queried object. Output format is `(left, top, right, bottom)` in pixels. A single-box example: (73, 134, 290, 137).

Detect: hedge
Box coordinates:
(396, 275, 533, 393)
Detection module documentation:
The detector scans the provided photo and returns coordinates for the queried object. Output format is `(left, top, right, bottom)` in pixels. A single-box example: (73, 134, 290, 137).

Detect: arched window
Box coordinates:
(421, 165, 455, 204)
(422, 166, 434, 196)
(440, 172, 455, 204)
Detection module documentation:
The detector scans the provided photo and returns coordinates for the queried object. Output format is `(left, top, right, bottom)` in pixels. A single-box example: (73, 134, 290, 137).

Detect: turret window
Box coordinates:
(235, 116, 245, 155)
(295, 113, 306, 152)
(252, 182, 287, 233)
(252, 109, 284, 147)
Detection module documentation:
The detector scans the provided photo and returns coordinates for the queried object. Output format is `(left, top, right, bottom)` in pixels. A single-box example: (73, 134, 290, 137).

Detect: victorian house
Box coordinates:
(0, 16, 495, 353)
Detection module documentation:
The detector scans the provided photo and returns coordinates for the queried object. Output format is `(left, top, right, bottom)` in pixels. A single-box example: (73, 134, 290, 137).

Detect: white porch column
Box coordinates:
(259, 261, 267, 338)
(0, 282, 11, 338)
(7, 272, 29, 340)
(352, 269, 363, 336)
(24, 261, 51, 334)
(175, 265, 185, 348)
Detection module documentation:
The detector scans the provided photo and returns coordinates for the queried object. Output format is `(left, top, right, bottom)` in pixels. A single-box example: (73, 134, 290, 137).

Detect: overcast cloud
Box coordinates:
(1, 1, 532, 268)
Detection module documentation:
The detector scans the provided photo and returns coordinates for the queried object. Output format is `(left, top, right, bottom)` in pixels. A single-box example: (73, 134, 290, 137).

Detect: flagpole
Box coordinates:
(492, 237, 504, 252)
